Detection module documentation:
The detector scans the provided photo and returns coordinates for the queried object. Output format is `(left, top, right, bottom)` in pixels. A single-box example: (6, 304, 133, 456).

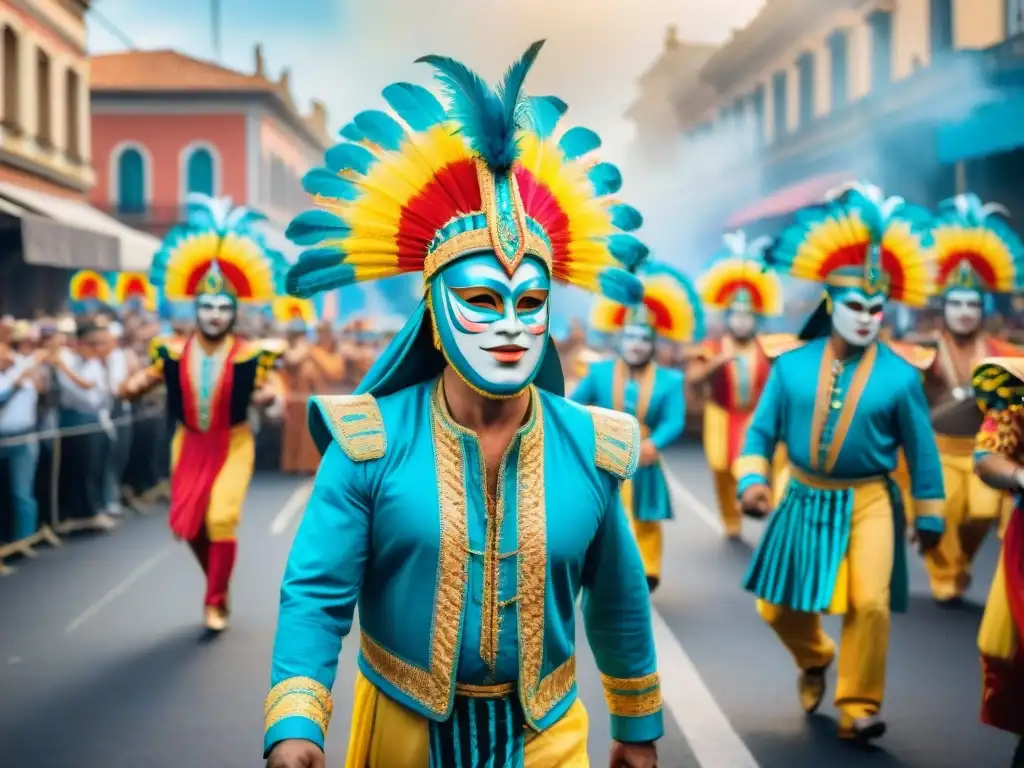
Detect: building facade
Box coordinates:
(89, 46, 329, 248)
(629, 0, 1022, 263)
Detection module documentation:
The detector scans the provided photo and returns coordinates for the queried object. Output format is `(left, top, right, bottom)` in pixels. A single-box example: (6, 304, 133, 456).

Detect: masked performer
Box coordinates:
(736, 183, 945, 742)
(972, 358, 1024, 766)
(263, 42, 663, 768)
(119, 194, 286, 633)
(917, 195, 1024, 604)
(574, 261, 699, 591)
(691, 232, 789, 538)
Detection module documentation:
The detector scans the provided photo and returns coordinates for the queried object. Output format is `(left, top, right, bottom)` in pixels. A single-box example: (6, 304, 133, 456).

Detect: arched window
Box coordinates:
(64, 68, 81, 161)
(2, 26, 21, 133)
(185, 147, 215, 196)
(116, 148, 147, 214)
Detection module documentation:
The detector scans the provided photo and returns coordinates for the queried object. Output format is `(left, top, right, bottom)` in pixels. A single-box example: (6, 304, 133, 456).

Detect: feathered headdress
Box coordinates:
(272, 296, 317, 327)
(698, 230, 784, 315)
(767, 181, 934, 307)
(112, 271, 158, 312)
(590, 261, 705, 343)
(285, 40, 646, 305)
(930, 193, 1024, 295)
(68, 270, 111, 309)
(150, 193, 287, 305)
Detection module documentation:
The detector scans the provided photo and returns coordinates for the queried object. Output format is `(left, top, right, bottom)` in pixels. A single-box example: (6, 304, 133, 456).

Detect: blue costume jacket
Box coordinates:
(735, 338, 945, 613)
(264, 378, 663, 754)
(571, 359, 685, 522)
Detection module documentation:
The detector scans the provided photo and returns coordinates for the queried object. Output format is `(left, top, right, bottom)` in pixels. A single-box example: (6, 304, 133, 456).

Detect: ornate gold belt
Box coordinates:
(455, 680, 517, 699)
(789, 464, 885, 491)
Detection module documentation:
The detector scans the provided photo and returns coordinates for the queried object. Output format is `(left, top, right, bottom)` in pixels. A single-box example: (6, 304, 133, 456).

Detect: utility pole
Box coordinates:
(211, 0, 221, 61)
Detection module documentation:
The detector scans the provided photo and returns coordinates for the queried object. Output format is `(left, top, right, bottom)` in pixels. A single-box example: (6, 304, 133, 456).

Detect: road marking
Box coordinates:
(651, 607, 761, 767)
(270, 480, 314, 536)
(65, 547, 171, 634)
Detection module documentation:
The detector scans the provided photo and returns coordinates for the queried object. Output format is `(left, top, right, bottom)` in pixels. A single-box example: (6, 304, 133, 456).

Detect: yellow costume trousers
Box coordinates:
(344, 672, 589, 767)
(621, 478, 662, 579)
(922, 437, 1008, 600)
(756, 479, 894, 720)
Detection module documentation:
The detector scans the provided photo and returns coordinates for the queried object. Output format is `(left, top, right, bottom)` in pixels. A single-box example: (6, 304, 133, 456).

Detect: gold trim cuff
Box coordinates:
(601, 672, 662, 718)
(732, 455, 770, 481)
(264, 676, 333, 736)
(600, 671, 660, 692)
(912, 499, 944, 521)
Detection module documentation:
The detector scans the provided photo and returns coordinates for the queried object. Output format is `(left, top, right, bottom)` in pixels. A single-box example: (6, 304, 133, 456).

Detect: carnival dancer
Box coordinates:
(274, 296, 323, 475)
(119, 193, 287, 633)
(263, 41, 662, 768)
(972, 357, 1024, 766)
(574, 261, 697, 591)
(736, 183, 945, 742)
(917, 194, 1024, 604)
(690, 232, 790, 538)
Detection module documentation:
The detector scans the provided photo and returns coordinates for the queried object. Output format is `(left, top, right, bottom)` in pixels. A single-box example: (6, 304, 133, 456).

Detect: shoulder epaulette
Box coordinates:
(148, 335, 182, 364)
(973, 357, 1024, 413)
(308, 394, 387, 461)
(587, 405, 640, 481)
(757, 333, 804, 360)
(884, 340, 937, 371)
(987, 337, 1024, 358)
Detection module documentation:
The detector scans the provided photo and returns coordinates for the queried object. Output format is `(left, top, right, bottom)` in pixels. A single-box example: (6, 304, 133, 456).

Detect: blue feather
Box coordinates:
(302, 168, 356, 200)
(353, 110, 406, 152)
(598, 268, 644, 306)
(608, 203, 643, 232)
(527, 96, 567, 138)
(608, 233, 649, 271)
(381, 82, 446, 131)
(286, 210, 351, 247)
(287, 259, 357, 298)
(339, 122, 364, 142)
(587, 163, 622, 196)
(558, 126, 601, 160)
(498, 40, 544, 132)
(324, 142, 376, 175)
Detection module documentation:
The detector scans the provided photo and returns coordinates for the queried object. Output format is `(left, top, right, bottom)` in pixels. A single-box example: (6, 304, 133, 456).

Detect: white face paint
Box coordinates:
(195, 294, 236, 340)
(943, 288, 983, 337)
(431, 253, 550, 397)
(830, 288, 885, 347)
(620, 323, 655, 367)
(726, 309, 756, 341)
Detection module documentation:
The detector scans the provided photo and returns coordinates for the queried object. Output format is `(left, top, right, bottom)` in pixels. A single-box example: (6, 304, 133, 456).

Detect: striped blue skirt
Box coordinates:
(428, 692, 527, 768)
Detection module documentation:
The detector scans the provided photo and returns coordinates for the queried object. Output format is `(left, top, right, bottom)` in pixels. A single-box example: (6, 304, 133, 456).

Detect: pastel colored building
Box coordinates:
(89, 46, 330, 252)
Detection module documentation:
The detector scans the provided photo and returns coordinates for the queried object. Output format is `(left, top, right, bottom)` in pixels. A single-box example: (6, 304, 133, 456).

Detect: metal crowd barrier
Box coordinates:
(0, 407, 165, 575)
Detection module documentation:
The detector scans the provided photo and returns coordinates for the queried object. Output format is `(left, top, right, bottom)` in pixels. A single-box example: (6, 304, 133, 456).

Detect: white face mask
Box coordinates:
(726, 309, 756, 340)
(195, 295, 236, 340)
(620, 324, 655, 367)
(830, 288, 885, 347)
(943, 288, 983, 336)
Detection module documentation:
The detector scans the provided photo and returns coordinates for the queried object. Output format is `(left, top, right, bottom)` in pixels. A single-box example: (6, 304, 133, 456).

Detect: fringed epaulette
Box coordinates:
(148, 335, 183, 364)
(587, 405, 640, 481)
(308, 394, 387, 461)
(885, 340, 937, 371)
(757, 333, 803, 360)
(234, 337, 286, 363)
(973, 357, 1024, 412)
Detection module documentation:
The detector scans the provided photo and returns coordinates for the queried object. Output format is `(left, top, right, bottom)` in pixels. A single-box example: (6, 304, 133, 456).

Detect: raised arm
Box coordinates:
(263, 442, 372, 757)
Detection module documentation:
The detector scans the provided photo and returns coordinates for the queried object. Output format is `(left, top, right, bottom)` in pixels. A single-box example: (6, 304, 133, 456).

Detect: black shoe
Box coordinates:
(646, 576, 660, 593)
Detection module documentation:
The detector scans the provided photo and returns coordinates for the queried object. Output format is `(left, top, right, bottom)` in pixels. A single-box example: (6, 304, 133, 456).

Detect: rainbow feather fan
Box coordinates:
(285, 40, 647, 304)
(150, 193, 288, 304)
(112, 271, 158, 311)
(698, 231, 783, 315)
(767, 181, 935, 307)
(930, 193, 1024, 294)
(272, 296, 318, 326)
(590, 261, 705, 343)
(68, 270, 111, 304)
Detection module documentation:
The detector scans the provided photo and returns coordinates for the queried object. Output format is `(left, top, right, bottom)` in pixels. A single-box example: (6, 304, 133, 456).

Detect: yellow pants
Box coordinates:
(345, 673, 589, 767)
(715, 449, 790, 537)
(922, 445, 1007, 600)
(621, 478, 662, 579)
(756, 479, 893, 720)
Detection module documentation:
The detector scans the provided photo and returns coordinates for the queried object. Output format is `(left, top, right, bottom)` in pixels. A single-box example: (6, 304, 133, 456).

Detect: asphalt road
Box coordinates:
(0, 440, 1016, 768)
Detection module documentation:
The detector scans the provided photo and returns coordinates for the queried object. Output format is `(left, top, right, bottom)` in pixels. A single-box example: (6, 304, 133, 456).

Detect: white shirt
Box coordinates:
(0, 355, 39, 434)
(56, 349, 109, 414)
(105, 347, 132, 412)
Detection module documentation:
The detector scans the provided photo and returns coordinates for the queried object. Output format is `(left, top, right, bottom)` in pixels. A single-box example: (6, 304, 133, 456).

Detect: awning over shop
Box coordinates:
(725, 171, 855, 228)
(0, 182, 160, 272)
(937, 99, 1024, 164)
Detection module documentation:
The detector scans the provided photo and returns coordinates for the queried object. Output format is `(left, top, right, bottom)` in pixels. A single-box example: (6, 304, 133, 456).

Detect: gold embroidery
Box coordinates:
(421, 220, 551, 281)
(529, 655, 577, 723)
(588, 406, 639, 480)
(313, 394, 386, 462)
(808, 342, 835, 472)
(603, 686, 663, 718)
(600, 671, 660, 691)
(356, 394, 469, 715)
(263, 676, 333, 736)
(456, 681, 517, 698)
(824, 342, 878, 474)
(732, 455, 770, 481)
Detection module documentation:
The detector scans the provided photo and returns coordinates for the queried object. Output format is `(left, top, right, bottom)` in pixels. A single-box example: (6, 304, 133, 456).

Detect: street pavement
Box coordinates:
(0, 441, 1017, 767)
